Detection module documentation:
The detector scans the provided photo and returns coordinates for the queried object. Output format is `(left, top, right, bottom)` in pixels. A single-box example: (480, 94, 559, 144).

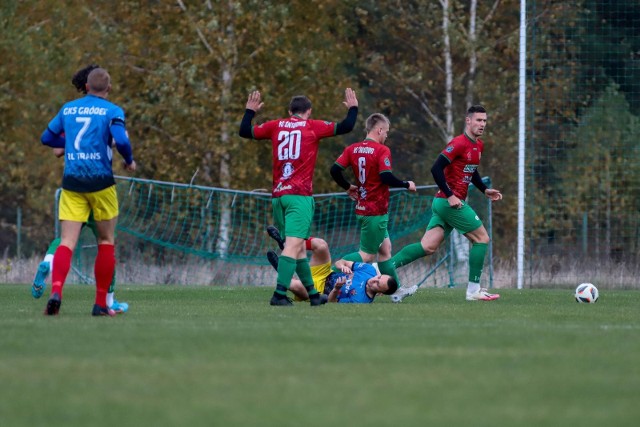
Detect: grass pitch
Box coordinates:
(1, 284, 639, 427)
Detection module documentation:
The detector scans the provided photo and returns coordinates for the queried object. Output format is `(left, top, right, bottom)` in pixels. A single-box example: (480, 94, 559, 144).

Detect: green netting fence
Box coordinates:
(527, 0, 640, 287)
(62, 176, 493, 288)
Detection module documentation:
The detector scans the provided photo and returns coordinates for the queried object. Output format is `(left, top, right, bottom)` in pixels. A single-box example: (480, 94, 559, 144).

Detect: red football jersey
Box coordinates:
(435, 133, 484, 200)
(253, 116, 336, 196)
(335, 139, 393, 216)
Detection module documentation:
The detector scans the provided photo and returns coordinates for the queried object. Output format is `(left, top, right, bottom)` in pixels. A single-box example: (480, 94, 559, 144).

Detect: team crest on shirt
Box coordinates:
(384, 157, 391, 167)
(282, 162, 294, 179)
(467, 151, 472, 161)
(445, 145, 454, 153)
(359, 187, 367, 200)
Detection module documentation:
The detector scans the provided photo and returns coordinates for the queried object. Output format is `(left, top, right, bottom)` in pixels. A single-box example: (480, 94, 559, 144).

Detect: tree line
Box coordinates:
(1, 0, 638, 262)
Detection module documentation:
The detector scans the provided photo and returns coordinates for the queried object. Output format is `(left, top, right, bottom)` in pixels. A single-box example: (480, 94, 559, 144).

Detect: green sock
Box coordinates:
(275, 256, 296, 295)
(390, 242, 427, 269)
(46, 238, 61, 256)
(468, 242, 488, 283)
(108, 271, 116, 294)
(295, 259, 317, 296)
(378, 259, 401, 287)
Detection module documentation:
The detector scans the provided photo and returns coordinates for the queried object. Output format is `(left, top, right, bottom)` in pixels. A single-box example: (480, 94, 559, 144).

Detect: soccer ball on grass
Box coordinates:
(575, 283, 599, 303)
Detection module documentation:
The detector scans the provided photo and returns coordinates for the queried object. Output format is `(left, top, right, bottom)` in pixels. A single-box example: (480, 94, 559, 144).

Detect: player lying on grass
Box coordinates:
(266, 226, 397, 303)
(328, 259, 398, 303)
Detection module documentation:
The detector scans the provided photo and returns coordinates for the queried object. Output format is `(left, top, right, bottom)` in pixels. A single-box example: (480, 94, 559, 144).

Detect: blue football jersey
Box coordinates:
(47, 94, 125, 192)
(337, 262, 376, 304)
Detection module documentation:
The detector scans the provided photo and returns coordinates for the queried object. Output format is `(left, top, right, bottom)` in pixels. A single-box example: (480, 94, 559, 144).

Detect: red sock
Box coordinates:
(94, 244, 115, 307)
(51, 245, 73, 298)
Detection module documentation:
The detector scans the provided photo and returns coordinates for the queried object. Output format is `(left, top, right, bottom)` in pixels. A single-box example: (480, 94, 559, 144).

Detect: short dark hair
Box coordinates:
(467, 104, 486, 116)
(71, 64, 100, 94)
(289, 96, 312, 115)
(383, 277, 399, 295)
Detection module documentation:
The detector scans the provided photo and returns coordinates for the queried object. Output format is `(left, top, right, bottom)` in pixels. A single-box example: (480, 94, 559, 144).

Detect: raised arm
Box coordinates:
(239, 90, 264, 139)
(335, 88, 359, 135)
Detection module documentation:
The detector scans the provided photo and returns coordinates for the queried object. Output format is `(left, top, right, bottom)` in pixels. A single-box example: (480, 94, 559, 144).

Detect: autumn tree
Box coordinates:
(349, 0, 521, 257)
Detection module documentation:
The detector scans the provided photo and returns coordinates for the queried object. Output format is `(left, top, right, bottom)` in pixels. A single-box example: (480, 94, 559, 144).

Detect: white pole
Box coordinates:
(517, 0, 527, 289)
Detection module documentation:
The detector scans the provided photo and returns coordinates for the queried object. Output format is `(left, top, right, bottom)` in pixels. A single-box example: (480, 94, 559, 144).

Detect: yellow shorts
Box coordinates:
(59, 186, 119, 222)
(293, 262, 332, 302)
(311, 262, 332, 294)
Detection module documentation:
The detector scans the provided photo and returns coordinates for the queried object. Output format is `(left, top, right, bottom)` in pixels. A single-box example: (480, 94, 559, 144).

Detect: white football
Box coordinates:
(575, 283, 599, 303)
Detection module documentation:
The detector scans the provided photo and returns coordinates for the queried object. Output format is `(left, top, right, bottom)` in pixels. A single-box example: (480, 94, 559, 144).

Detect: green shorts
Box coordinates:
(357, 214, 389, 255)
(272, 195, 315, 239)
(427, 198, 483, 238)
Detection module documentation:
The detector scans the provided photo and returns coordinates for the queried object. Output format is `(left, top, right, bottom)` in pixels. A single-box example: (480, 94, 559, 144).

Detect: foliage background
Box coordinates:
(1, 1, 638, 282)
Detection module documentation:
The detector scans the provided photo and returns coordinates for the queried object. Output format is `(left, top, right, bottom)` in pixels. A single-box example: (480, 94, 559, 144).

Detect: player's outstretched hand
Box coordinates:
(407, 181, 417, 192)
(343, 88, 358, 109)
(246, 90, 264, 112)
(485, 188, 502, 201)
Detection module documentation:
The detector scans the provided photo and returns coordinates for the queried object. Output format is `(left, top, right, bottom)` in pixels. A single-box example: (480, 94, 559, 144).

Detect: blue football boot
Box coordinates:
(110, 300, 129, 314)
(32, 261, 50, 299)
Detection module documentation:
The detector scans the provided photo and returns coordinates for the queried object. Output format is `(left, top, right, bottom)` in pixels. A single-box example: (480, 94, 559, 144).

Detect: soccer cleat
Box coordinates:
(266, 225, 285, 250)
(32, 261, 50, 299)
(266, 250, 279, 271)
(309, 293, 325, 306)
(110, 300, 129, 314)
(92, 304, 117, 317)
(465, 288, 500, 301)
(390, 285, 418, 303)
(44, 292, 61, 316)
(270, 293, 293, 306)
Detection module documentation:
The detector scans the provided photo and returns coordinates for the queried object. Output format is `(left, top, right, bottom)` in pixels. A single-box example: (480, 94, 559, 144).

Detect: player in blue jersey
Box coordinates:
(327, 259, 398, 303)
(40, 67, 136, 316)
(266, 226, 397, 303)
(266, 225, 399, 303)
(32, 65, 128, 314)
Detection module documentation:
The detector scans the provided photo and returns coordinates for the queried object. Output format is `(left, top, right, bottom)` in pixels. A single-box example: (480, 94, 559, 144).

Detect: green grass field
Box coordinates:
(1, 284, 639, 427)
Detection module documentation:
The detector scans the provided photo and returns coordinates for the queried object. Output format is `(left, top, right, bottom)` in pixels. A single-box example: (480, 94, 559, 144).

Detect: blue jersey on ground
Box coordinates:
(337, 262, 377, 304)
(47, 94, 126, 192)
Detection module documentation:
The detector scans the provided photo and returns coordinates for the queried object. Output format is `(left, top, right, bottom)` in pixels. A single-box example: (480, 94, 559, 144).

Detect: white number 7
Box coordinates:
(74, 117, 91, 150)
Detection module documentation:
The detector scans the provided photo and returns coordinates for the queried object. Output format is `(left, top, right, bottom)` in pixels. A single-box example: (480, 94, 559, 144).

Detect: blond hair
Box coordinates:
(365, 113, 390, 133)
